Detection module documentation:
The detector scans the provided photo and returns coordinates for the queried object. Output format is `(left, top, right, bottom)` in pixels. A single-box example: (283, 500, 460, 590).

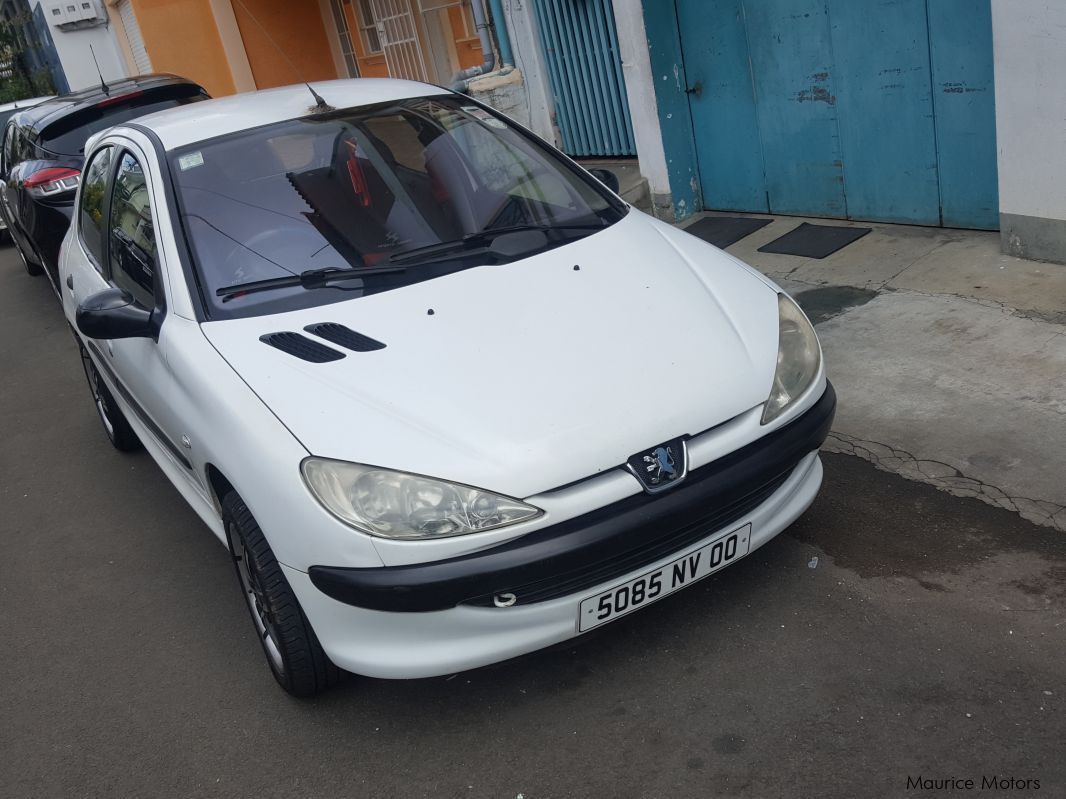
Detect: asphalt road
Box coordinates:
(1, 246, 1063, 799)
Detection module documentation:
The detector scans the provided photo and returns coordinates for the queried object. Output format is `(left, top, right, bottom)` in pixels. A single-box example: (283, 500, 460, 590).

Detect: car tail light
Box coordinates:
(25, 167, 81, 196)
(96, 89, 145, 108)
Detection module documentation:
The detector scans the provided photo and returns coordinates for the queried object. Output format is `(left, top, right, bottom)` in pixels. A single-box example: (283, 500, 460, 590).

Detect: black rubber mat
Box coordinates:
(685, 216, 773, 248)
(757, 222, 871, 258)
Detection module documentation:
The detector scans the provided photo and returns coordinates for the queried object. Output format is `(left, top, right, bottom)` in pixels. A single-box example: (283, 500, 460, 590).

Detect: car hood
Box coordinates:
(201, 212, 780, 498)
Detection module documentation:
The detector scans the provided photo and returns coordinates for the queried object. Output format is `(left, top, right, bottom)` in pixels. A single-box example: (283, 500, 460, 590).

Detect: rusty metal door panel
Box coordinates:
(828, 0, 941, 225)
(743, 0, 846, 217)
(676, 0, 768, 213)
(671, 0, 998, 228)
(927, 0, 998, 229)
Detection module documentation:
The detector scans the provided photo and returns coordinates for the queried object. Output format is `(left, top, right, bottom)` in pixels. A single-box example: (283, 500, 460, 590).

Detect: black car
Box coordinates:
(0, 74, 208, 292)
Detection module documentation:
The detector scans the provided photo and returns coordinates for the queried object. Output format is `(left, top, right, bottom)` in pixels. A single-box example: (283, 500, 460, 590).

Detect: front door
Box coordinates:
(64, 141, 200, 485)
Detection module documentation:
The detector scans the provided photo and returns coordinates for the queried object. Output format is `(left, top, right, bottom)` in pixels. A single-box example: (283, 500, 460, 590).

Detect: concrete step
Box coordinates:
(576, 158, 652, 214)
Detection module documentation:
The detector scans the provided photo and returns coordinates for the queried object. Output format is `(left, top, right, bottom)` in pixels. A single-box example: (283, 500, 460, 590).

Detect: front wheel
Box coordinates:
(222, 491, 341, 697)
(77, 340, 140, 451)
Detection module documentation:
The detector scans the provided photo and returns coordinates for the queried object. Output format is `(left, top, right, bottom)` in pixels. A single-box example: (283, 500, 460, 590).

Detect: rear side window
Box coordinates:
(79, 145, 114, 270)
(108, 152, 158, 308)
(40, 85, 207, 156)
(6, 125, 30, 166)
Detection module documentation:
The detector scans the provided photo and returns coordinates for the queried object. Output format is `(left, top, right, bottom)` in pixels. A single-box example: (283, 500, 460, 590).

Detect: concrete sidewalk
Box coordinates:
(682, 212, 1066, 531)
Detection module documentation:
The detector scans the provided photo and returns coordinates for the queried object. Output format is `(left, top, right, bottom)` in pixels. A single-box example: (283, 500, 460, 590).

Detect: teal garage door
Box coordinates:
(674, 0, 998, 229)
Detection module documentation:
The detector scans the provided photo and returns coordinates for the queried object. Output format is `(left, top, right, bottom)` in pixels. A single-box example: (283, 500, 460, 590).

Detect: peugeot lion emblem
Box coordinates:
(626, 437, 688, 494)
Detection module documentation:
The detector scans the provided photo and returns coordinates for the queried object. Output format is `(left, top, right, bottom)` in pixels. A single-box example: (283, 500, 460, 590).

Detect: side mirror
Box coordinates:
(76, 288, 157, 340)
(588, 167, 620, 194)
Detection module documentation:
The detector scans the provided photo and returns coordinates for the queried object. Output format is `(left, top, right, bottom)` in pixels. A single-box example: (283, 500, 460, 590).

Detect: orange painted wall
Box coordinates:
(448, 5, 483, 70)
(233, 0, 339, 89)
(130, 0, 236, 96)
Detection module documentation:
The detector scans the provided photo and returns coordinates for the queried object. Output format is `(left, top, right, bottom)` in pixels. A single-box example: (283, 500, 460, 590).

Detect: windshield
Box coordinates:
(168, 95, 625, 319)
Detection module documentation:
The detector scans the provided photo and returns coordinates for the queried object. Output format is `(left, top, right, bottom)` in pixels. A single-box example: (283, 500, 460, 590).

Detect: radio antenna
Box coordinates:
(232, 0, 335, 113)
(89, 44, 109, 96)
(305, 84, 334, 114)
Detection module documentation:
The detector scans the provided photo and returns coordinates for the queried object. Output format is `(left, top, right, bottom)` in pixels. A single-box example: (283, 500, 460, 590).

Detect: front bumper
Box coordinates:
(309, 381, 836, 613)
(286, 449, 826, 678)
(290, 383, 835, 678)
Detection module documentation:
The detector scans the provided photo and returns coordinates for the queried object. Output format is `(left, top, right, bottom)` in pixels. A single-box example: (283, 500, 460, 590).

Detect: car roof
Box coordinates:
(0, 96, 55, 113)
(125, 78, 450, 151)
(10, 74, 203, 132)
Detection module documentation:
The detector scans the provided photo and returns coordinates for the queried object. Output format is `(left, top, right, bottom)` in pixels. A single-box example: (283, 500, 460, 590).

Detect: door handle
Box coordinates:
(685, 80, 703, 99)
(65, 274, 73, 291)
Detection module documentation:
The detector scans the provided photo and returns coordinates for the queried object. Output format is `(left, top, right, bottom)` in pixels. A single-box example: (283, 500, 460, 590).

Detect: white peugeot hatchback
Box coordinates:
(60, 79, 835, 696)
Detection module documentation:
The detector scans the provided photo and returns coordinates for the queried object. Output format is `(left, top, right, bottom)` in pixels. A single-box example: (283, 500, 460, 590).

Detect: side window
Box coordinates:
(5, 127, 23, 171)
(79, 146, 114, 270)
(108, 152, 159, 308)
(13, 127, 29, 164)
(448, 115, 572, 208)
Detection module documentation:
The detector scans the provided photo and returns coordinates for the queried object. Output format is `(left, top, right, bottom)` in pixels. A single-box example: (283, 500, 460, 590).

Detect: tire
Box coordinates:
(12, 235, 43, 276)
(222, 490, 341, 697)
(77, 339, 141, 451)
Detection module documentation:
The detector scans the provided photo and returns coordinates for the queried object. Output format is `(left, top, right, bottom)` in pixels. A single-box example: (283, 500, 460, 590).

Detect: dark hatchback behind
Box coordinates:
(0, 74, 208, 292)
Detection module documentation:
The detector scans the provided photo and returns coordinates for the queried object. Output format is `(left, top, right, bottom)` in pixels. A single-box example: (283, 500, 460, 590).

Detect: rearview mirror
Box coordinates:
(588, 168, 620, 194)
(76, 288, 158, 340)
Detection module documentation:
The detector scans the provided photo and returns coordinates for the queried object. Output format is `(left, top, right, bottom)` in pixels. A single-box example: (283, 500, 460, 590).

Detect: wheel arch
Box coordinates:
(205, 463, 236, 515)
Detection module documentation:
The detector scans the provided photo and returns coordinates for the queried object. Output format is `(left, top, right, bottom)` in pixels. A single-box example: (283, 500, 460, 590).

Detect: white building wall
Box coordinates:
(992, 0, 1066, 263)
(611, 0, 671, 218)
(34, 1, 128, 91)
(499, 0, 556, 144)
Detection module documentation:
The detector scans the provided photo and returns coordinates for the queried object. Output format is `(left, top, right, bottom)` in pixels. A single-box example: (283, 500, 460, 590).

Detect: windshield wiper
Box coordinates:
(216, 265, 406, 300)
(386, 222, 607, 266)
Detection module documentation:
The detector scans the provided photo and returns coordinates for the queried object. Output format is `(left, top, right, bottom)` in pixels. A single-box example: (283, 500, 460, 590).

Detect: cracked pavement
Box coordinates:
(825, 431, 1066, 531)
(693, 211, 1066, 534)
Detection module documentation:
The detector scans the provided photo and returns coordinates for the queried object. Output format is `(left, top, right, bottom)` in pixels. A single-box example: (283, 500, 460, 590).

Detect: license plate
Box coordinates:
(578, 524, 752, 632)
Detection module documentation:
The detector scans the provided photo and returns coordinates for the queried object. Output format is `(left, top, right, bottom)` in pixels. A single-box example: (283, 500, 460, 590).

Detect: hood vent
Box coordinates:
(260, 332, 345, 363)
(305, 323, 386, 352)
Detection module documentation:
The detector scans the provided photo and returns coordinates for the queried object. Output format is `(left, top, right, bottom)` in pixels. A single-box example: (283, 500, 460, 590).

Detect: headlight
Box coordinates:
(301, 458, 543, 539)
(761, 293, 821, 424)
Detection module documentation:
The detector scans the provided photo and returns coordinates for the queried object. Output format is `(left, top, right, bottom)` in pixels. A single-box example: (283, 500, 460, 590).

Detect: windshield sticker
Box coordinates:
(461, 105, 506, 129)
(178, 151, 205, 171)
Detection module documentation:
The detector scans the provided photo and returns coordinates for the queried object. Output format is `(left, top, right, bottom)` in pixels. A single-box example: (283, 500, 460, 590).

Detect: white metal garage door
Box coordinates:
(117, 0, 153, 74)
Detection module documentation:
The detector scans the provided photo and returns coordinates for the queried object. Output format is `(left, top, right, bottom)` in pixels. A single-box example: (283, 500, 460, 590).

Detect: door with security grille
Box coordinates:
(369, 0, 429, 81)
